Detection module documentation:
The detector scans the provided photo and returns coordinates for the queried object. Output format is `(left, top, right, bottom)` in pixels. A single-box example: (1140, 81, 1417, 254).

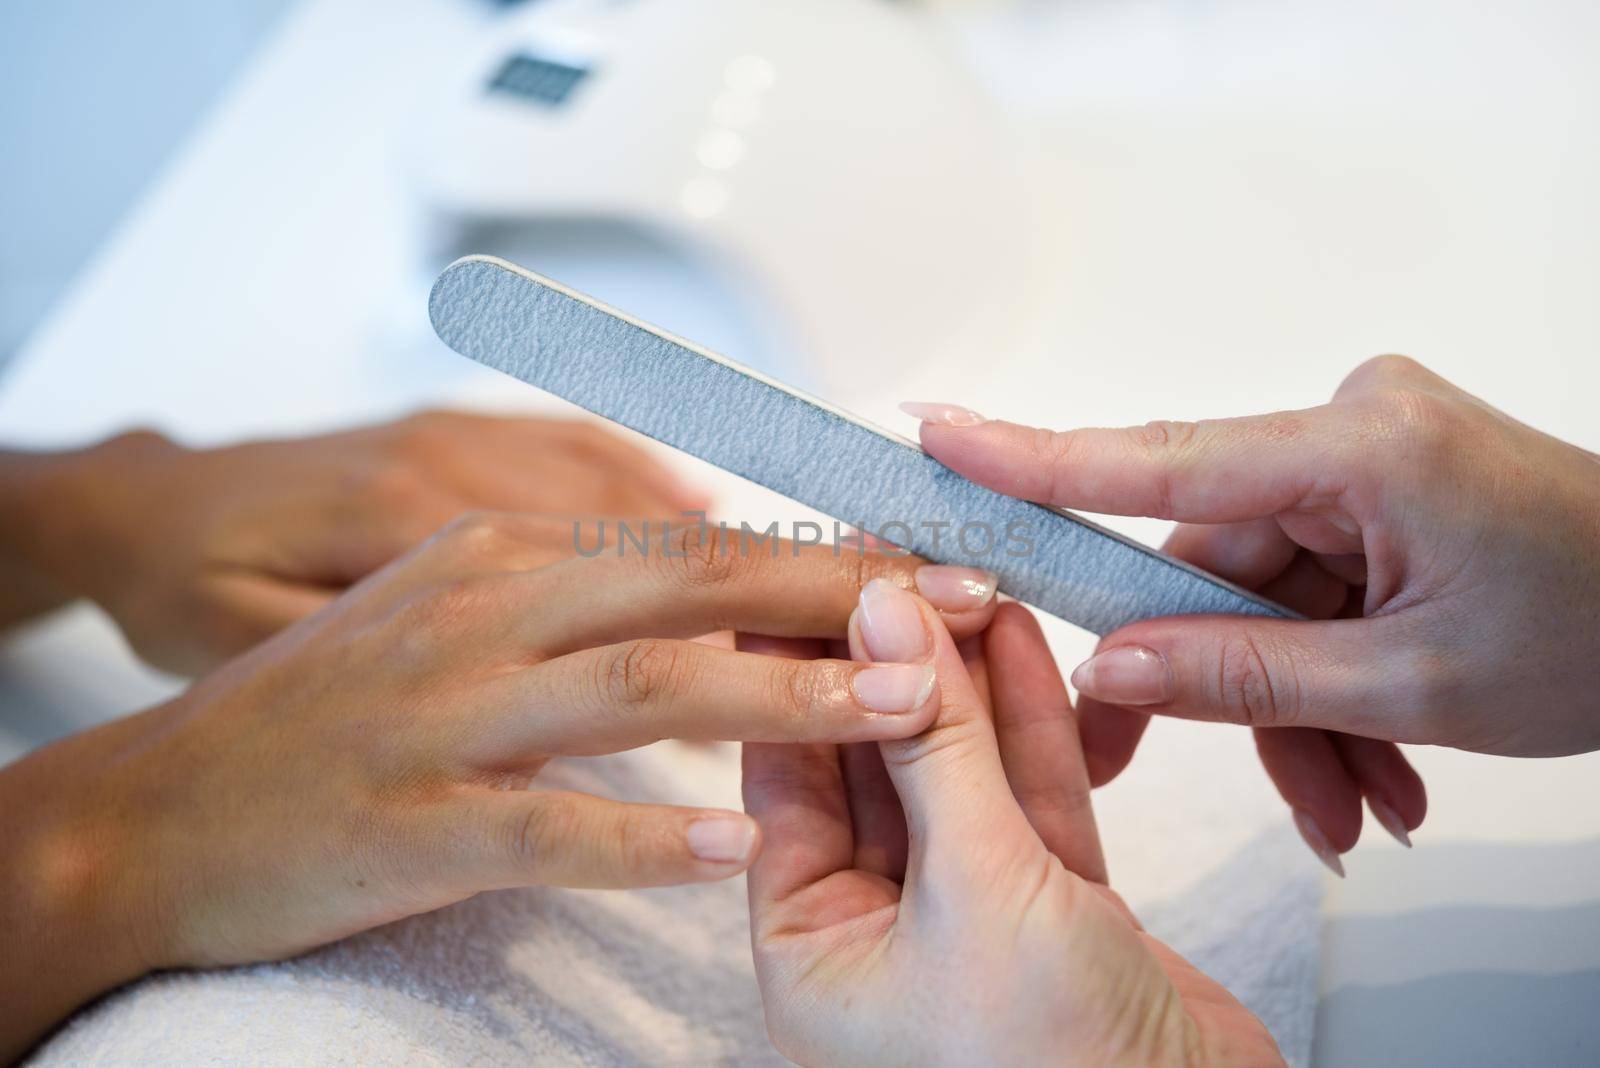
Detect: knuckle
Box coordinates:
(1128, 420, 1204, 517)
(1214, 632, 1297, 727)
(432, 510, 523, 562)
(1037, 426, 1093, 507)
(1032, 425, 1077, 470)
(1016, 776, 1095, 822)
(1130, 418, 1199, 452)
(662, 522, 747, 589)
(1337, 354, 1426, 399)
(768, 660, 821, 736)
(1365, 389, 1467, 467)
(510, 795, 574, 871)
(598, 639, 683, 708)
(1362, 353, 1427, 384)
(611, 811, 665, 874)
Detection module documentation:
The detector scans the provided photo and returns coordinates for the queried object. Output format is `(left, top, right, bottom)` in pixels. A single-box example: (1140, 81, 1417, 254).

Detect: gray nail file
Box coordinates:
(429, 255, 1293, 635)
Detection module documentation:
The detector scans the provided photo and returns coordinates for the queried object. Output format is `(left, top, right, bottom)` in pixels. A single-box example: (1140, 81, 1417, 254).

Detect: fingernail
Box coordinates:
(852, 664, 937, 713)
(1367, 797, 1413, 848)
(1293, 809, 1346, 878)
(687, 816, 757, 864)
(898, 401, 986, 427)
(1069, 646, 1173, 706)
(857, 579, 931, 662)
(914, 565, 997, 614)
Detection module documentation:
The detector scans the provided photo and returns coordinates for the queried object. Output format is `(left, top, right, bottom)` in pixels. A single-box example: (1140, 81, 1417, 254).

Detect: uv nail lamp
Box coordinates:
(404, 0, 1042, 388)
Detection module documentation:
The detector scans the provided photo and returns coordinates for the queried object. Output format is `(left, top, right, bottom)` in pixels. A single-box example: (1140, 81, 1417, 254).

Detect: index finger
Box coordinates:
(516, 522, 1000, 658)
(909, 407, 1347, 524)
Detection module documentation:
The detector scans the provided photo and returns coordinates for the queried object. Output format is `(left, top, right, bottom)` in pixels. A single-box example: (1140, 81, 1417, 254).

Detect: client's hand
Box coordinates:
(905, 355, 1600, 871)
(0, 516, 998, 1061)
(0, 411, 704, 674)
(743, 589, 1281, 1067)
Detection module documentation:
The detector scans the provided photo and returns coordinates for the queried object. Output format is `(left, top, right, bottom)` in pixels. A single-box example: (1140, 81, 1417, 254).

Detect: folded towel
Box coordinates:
(33, 720, 1320, 1066)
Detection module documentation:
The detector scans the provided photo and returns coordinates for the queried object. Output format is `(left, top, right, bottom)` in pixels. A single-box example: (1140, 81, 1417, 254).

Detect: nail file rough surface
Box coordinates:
(429, 256, 1293, 635)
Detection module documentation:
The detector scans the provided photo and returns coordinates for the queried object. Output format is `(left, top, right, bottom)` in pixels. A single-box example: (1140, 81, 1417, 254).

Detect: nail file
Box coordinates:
(429, 255, 1294, 635)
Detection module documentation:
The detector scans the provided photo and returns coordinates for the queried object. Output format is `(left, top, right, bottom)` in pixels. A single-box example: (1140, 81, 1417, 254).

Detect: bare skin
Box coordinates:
(904, 355, 1600, 871)
(0, 518, 999, 1062)
(744, 593, 1282, 1067)
(0, 410, 707, 673)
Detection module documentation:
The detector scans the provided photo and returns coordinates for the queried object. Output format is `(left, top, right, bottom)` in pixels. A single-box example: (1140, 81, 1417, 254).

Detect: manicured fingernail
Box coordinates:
(852, 664, 937, 713)
(1367, 798, 1412, 848)
(1293, 809, 1346, 878)
(687, 816, 757, 863)
(914, 565, 997, 614)
(898, 401, 986, 427)
(1069, 646, 1173, 705)
(857, 578, 930, 662)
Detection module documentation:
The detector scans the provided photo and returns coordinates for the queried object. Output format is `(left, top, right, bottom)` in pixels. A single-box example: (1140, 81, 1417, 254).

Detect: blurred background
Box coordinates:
(0, 2, 293, 365)
(2, 1, 1598, 1064)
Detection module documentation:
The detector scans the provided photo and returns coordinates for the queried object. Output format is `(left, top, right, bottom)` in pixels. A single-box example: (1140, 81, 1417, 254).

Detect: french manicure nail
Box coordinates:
(687, 816, 756, 863)
(1367, 798, 1413, 848)
(852, 664, 937, 713)
(898, 401, 986, 427)
(1293, 809, 1346, 878)
(1069, 646, 1173, 706)
(857, 578, 931, 663)
(915, 565, 997, 614)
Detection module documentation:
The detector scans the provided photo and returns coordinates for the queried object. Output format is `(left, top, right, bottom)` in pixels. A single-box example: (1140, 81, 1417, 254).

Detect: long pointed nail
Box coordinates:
(899, 401, 986, 427)
(1367, 798, 1413, 848)
(1070, 646, 1173, 706)
(1293, 810, 1346, 878)
(857, 579, 931, 662)
(914, 565, 997, 614)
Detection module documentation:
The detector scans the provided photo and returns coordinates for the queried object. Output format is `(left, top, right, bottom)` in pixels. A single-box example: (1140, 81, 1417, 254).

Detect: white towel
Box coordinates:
(31, 722, 1321, 1066)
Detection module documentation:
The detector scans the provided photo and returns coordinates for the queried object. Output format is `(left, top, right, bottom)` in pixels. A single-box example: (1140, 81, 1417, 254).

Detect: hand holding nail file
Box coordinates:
(428, 255, 1294, 635)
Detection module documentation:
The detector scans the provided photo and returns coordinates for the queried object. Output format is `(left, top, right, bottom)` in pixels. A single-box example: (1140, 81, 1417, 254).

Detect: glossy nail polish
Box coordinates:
(857, 578, 930, 662)
(914, 565, 997, 614)
(1293, 809, 1346, 878)
(898, 401, 986, 427)
(1069, 646, 1174, 706)
(1367, 797, 1413, 848)
(688, 816, 757, 863)
(852, 664, 937, 713)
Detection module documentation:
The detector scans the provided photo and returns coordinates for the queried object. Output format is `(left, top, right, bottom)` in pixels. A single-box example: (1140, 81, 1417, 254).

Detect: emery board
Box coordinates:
(429, 255, 1293, 635)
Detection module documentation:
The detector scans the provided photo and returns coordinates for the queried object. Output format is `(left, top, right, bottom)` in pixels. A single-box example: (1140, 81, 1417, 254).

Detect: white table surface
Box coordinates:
(2, 1, 1597, 1064)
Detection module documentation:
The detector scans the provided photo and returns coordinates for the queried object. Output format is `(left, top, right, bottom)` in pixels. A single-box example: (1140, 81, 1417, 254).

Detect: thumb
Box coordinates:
(454, 790, 762, 890)
(1067, 613, 1419, 740)
(848, 580, 1028, 874)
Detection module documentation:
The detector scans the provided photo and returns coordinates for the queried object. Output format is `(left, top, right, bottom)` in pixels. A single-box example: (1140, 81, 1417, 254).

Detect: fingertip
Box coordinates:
(931, 601, 998, 640)
(987, 599, 1045, 643)
(686, 811, 762, 873)
(1076, 700, 1151, 788)
(850, 663, 940, 730)
(1255, 728, 1364, 852)
(1330, 734, 1428, 834)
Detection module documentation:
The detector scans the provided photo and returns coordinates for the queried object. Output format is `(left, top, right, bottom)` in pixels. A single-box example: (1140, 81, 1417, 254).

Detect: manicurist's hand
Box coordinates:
(0, 411, 704, 674)
(0, 517, 999, 1062)
(903, 355, 1600, 872)
(744, 590, 1282, 1066)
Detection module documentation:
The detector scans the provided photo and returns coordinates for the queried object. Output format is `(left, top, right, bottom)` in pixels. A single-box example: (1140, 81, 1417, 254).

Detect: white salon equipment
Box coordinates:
(403, 0, 1044, 388)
